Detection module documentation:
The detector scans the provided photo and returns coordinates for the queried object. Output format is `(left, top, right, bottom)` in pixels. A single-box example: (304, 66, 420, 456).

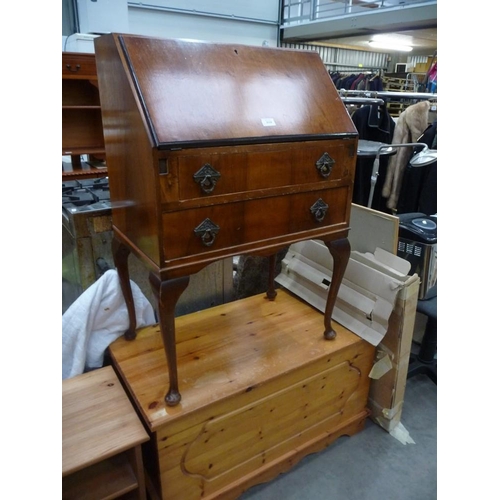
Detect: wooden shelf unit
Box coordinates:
(62, 52, 107, 180)
(62, 366, 149, 500)
(62, 453, 139, 500)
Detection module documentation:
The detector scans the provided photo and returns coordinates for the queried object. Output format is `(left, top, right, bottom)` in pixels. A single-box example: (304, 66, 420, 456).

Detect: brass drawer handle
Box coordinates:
(310, 199, 329, 222)
(194, 218, 220, 247)
(65, 64, 81, 73)
(316, 152, 335, 178)
(193, 164, 221, 194)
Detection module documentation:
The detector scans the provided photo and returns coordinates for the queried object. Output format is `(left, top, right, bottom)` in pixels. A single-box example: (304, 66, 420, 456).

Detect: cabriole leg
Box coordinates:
(149, 273, 190, 406)
(266, 253, 277, 300)
(323, 238, 351, 340)
(112, 237, 137, 341)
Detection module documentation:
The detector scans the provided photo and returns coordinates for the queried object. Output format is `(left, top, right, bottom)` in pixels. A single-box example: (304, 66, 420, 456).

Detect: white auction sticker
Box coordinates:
(261, 118, 276, 127)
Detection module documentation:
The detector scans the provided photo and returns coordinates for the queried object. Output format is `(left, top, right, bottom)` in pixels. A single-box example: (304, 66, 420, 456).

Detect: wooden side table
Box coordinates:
(62, 366, 149, 500)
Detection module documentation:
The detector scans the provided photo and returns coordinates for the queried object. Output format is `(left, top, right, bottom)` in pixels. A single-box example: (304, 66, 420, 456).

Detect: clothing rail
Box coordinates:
(326, 63, 386, 72)
(338, 89, 437, 100)
(341, 97, 385, 106)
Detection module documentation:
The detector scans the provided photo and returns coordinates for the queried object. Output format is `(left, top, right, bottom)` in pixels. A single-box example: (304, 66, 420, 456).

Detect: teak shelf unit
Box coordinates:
(94, 34, 359, 407)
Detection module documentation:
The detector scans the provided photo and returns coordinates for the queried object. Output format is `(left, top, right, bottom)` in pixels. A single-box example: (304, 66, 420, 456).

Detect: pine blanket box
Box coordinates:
(109, 290, 375, 500)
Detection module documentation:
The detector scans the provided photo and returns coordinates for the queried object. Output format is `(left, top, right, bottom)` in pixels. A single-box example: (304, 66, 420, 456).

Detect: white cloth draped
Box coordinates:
(62, 270, 156, 379)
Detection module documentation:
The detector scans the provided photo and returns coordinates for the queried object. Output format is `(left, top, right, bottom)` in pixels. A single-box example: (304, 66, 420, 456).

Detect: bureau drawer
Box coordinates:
(161, 186, 350, 261)
(62, 53, 98, 79)
(160, 140, 356, 205)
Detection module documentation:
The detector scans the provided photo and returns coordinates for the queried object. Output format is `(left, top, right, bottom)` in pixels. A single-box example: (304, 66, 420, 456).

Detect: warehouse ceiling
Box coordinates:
(281, 1, 437, 55)
(313, 27, 437, 54)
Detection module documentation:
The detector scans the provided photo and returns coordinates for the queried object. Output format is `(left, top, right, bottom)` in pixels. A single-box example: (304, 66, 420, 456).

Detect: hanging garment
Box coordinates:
(381, 100, 431, 210)
(426, 62, 437, 93)
(368, 75, 384, 92)
(396, 121, 437, 215)
(336, 73, 358, 90)
(350, 73, 366, 90)
(351, 103, 396, 212)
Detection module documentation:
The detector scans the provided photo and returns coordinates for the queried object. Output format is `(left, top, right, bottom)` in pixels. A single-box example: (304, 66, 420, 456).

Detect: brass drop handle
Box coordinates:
(65, 64, 81, 73)
(193, 164, 221, 194)
(310, 199, 329, 222)
(194, 218, 220, 247)
(316, 152, 335, 178)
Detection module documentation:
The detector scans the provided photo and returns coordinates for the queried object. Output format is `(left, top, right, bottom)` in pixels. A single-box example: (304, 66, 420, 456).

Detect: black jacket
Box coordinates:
(396, 121, 437, 216)
(351, 103, 396, 212)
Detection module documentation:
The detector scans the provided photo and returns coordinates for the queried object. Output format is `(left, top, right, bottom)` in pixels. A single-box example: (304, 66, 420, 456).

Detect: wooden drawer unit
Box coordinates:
(95, 35, 359, 408)
(62, 52, 98, 78)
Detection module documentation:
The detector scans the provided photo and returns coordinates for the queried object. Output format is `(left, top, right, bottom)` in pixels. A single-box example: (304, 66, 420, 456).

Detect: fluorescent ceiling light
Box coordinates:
(368, 41, 413, 52)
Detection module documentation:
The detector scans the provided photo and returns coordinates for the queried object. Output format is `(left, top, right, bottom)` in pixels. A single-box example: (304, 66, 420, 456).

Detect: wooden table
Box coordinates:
(94, 34, 358, 407)
(62, 366, 150, 500)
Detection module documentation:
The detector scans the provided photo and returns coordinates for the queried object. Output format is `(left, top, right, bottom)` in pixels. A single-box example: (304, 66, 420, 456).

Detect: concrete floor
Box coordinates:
(239, 373, 437, 500)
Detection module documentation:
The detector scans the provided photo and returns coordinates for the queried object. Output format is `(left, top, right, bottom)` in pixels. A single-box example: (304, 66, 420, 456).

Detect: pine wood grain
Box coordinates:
(62, 366, 149, 477)
(110, 291, 369, 429)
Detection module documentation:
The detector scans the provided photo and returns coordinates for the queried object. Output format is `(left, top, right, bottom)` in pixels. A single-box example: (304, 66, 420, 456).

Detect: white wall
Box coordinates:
(128, 5, 279, 47)
(131, 0, 279, 22)
(64, 0, 281, 52)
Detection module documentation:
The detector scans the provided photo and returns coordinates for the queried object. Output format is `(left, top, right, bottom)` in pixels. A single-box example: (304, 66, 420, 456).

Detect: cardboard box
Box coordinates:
(350, 204, 421, 433)
(275, 241, 417, 347)
(367, 277, 420, 431)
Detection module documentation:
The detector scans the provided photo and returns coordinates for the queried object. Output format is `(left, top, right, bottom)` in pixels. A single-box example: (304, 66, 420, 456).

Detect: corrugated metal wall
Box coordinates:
(282, 42, 389, 72)
(407, 55, 431, 67)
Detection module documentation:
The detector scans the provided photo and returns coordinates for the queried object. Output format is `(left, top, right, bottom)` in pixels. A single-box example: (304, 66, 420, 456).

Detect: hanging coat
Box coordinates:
(396, 121, 437, 215)
(351, 103, 395, 212)
(382, 100, 431, 210)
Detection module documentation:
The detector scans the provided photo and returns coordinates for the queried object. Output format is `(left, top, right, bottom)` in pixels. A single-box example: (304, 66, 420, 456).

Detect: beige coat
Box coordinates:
(382, 100, 430, 210)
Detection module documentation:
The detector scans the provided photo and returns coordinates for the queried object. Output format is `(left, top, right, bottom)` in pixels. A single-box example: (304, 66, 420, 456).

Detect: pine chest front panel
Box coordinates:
(155, 354, 370, 500)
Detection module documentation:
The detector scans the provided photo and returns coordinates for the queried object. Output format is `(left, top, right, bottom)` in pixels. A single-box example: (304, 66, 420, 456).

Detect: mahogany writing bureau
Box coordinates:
(94, 34, 358, 407)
